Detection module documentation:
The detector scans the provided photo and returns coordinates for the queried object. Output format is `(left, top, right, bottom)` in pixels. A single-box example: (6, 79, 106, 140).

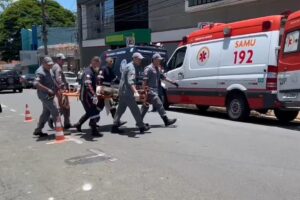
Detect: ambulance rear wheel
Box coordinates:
(274, 109, 298, 123)
(227, 95, 250, 121)
(196, 105, 209, 113)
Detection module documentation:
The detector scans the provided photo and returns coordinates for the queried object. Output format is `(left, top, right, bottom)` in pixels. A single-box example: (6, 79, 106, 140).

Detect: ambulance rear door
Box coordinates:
(278, 11, 300, 106)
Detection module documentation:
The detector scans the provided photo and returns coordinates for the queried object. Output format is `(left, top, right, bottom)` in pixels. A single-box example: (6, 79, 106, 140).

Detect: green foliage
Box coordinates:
(0, 0, 76, 61)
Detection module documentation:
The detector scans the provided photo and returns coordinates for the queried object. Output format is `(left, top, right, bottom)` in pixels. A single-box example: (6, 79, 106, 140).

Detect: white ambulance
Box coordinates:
(163, 10, 300, 122)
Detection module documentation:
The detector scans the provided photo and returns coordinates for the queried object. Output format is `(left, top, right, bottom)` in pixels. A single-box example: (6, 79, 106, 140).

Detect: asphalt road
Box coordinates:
(1, 89, 300, 200)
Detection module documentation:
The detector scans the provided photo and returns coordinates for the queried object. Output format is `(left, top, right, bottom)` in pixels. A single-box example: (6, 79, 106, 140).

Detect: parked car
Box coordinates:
(0, 70, 23, 93)
(21, 73, 36, 88)
(63, 71, 80, 92)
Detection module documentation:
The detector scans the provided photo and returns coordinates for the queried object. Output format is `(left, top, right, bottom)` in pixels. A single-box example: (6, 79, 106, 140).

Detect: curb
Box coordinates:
(174, 104, 300, 122)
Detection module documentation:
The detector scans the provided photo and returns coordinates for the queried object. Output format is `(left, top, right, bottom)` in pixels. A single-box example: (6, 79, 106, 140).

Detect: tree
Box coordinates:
(0, 0, 76, 61)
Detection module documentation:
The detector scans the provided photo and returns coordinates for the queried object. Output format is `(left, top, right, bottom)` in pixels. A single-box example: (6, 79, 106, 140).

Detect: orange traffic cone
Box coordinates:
(55, 116, 65, 142)
(24, 104, 33, 122)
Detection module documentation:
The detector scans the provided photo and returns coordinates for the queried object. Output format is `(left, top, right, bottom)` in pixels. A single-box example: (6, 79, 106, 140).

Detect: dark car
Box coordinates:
(21, 73, 36, 88)
(0, 70, 23, 93)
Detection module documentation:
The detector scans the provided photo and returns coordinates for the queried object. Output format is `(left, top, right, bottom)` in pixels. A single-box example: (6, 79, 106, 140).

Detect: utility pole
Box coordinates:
(77, 3, 83, 69)
(41, 0, 48, 56)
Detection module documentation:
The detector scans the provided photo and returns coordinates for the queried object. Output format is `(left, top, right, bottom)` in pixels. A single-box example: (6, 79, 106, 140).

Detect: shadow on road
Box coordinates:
(32, 122, 180, 142)
(168, 107, 300, 132)
(0, 91, 18, 94)
(34, 134, 55, 142)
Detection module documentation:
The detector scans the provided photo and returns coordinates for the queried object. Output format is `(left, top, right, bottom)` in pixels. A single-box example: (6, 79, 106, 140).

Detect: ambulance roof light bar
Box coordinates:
(182, 36, 188, 45)
(281, 10, 292, 18)
(262, 21, 272, 31)
(197, 22, 214, 29)
(223, 27, 232, 37)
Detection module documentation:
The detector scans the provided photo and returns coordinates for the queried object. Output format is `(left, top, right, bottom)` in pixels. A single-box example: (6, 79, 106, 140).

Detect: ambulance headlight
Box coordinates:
(223, 27, 232, 37)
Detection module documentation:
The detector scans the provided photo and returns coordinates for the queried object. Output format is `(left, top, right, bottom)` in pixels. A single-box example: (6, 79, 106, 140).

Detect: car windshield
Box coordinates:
(64, 72, 77, 78)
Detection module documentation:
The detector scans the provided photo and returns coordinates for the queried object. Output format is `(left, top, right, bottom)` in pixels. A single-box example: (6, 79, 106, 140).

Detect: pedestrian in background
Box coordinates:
(33, 57, 59, 137)
(111, 52, 150, 134)
(141, 53, 177, 126)
(74, 56, 103, 137)
(48, 53, 72, 130)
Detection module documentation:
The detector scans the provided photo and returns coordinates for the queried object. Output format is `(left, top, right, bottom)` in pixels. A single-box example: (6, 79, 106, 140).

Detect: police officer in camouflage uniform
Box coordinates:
(33, 57, 59, 137)
(111, 53, 150, 134)
(74, 56, 103, 137)
(48, 53, 72, 130)
(141, 53, 177, 126)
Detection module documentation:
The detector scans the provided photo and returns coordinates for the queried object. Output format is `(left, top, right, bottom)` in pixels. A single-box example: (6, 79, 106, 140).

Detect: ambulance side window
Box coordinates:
(168, 47, 187, 71)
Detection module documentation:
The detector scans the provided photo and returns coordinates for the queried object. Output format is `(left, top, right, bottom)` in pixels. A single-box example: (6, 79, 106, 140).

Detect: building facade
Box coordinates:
(20, 26, 79, 73)
(77, 0, 300, 67)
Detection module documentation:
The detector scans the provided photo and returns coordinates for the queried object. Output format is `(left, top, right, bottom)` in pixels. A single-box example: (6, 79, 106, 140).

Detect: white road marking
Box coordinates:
(88, 149, 105, 156)
(10, 109, 16, 112)
(67, 136, 84, 144)
(46, 136, 83, 145)
(82, 183, 93, 191)
(109, 158, 118, 162)
(1, 104, 7, 108)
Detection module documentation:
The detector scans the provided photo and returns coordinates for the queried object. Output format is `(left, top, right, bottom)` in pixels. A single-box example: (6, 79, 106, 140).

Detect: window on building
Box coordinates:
(188, 0, 223, 7)
(114, 0, 148, 32)
(103, 0, 114, 30)
(185, 0, 257, 12)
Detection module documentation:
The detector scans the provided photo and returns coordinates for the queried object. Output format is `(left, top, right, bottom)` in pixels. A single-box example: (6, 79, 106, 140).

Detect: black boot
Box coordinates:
(162, 116, 177, 127)
(33, 129, 48, 137)
(91, 126, 103, 137)
(64, 123, 72, 130)
(139, 124, 150, 134)
(111, 125, 124, 134)
(74, 114, 88, 132)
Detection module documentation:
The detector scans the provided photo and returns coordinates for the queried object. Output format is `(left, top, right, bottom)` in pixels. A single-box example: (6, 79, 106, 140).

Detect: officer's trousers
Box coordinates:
(113, 95, 144, 128)
(141, 92, 166, 119)
(36, 97, 59, 131)
(58, 94, 70, 126)
(78, 95, 100, 127)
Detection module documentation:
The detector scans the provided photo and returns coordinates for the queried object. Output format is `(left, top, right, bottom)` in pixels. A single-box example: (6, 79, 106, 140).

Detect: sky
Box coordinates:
(55, 0, 77, 12)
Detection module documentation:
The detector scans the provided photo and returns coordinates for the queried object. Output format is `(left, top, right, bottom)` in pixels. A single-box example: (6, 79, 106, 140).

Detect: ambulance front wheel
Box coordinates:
(226, 95, 250, 121)
(274, 109, 299, 123)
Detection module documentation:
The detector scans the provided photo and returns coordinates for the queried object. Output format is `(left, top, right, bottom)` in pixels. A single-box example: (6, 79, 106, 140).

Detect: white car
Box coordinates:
(63, 72, 80, 92)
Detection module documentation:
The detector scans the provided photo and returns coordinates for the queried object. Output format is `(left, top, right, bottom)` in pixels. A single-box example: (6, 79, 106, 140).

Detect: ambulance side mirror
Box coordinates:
(224, 28, 232, 37)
